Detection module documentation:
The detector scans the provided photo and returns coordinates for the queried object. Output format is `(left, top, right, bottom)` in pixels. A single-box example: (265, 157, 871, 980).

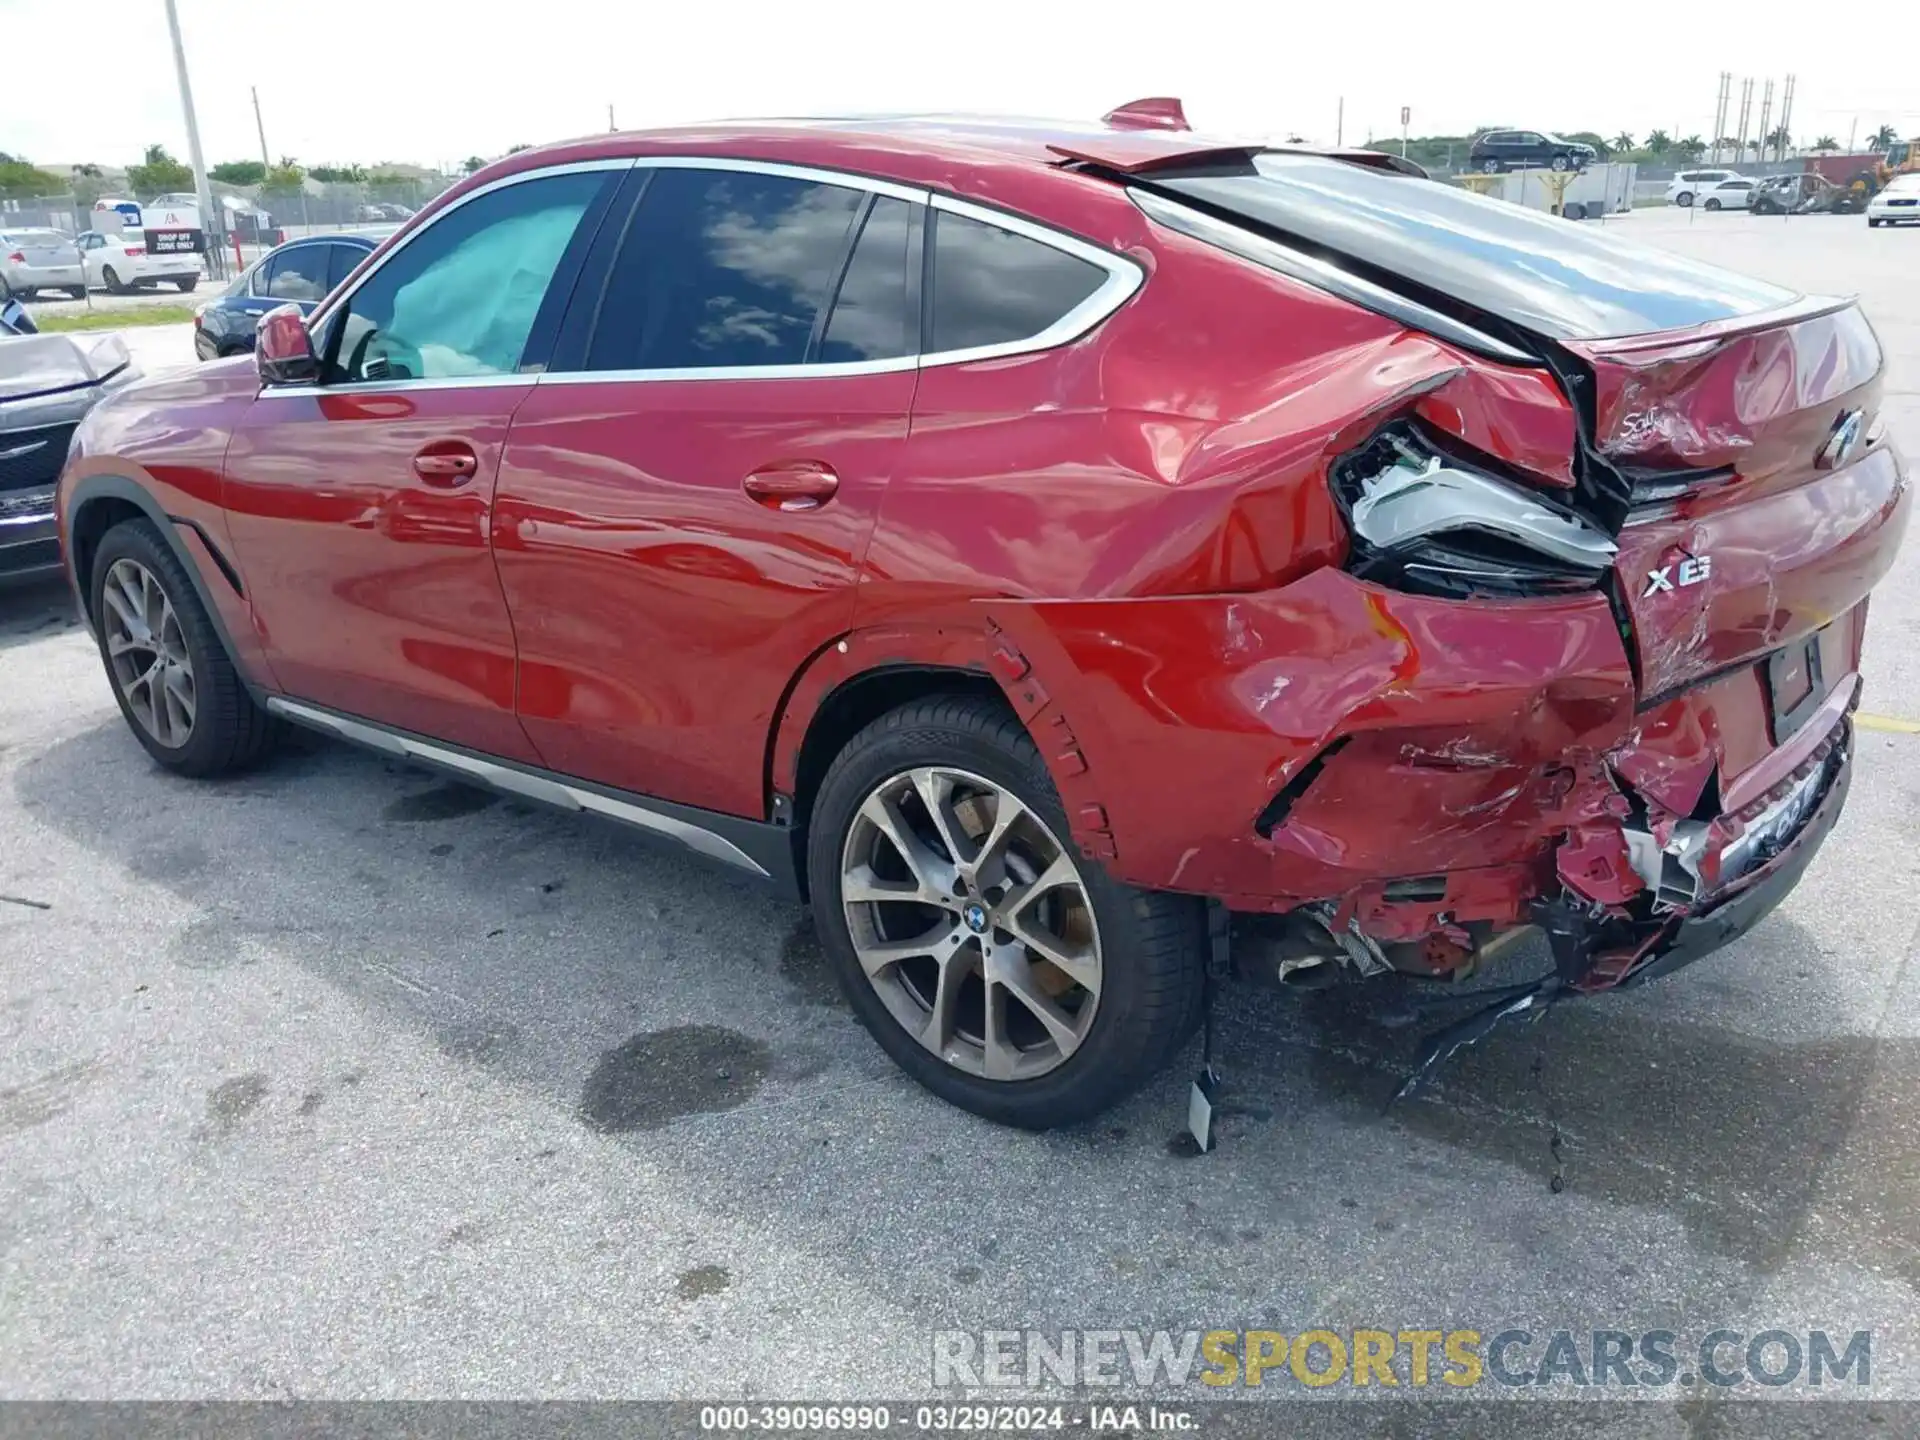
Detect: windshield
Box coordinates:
(1154, 153, 1800, 340)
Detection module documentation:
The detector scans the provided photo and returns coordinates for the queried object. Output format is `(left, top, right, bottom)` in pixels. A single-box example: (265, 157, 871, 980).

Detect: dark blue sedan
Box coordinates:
(193, 228, 396, 360)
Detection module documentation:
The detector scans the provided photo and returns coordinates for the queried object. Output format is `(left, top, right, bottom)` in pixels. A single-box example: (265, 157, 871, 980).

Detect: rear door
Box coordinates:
(492, 161, 922, 815)
(221, 164, 625, 758)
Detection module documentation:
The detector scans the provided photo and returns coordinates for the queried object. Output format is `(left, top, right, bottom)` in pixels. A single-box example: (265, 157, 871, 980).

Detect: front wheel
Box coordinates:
(1480, 158, 1501, 173)
(807, 696, 1207, 1129)
(102, 264, 127, 294)
(65, 286, 86, 300)
(1550, 154, 1571, 172)
(89, 519, 280, 777)
(1868, 217, 1883, 227)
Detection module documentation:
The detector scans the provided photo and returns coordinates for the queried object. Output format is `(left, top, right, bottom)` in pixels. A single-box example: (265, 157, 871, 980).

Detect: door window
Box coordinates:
(585, 167, 868, 371)
(260, 246, 330, 302)
(818, 196, 915, 363)
(324, 242, 368, 291)
(323, 169, 612, 383)
(927, 209, 1106, 354)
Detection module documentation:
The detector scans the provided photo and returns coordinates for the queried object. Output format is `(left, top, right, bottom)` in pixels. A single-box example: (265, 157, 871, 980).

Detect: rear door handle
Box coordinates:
(412, 444, 478, 487)
(742, 461, 839, 512)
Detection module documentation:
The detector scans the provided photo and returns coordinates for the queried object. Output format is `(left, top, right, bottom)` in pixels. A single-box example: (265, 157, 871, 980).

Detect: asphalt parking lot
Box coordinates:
(2, 208, 1918, 1426)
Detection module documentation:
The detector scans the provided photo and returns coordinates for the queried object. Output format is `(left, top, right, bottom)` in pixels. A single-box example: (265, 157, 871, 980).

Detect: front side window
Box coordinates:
(927, 210, 1106, 354)
(261, 246, 330, 302)
(325, 168, 611, 383)
(587, 168, 867, 371)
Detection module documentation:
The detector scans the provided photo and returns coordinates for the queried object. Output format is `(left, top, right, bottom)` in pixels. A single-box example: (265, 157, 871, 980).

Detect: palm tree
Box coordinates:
(1814, 135, 1840, 153)
(1869, 124, 1899, 149)
(1765, 126, 1790, 155)
(1611, 130, 1636, 152)
(1645, 129, 1672, 157)
(1675, 135, 1705, 161)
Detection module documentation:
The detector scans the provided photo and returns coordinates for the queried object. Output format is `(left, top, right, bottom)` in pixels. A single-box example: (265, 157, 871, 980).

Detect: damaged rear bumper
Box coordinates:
(1615, 721, 1851, 989)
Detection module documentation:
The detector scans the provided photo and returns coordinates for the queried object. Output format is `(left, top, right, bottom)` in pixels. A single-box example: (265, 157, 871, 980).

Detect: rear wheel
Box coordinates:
(1705, 197, 1723, 211)
(89, 519, 280, 777)
(65, 286, 86, 300)
(807, 696, 1207, 1129)
(102, 264, 127, 294)
(175, 277, 198, 292)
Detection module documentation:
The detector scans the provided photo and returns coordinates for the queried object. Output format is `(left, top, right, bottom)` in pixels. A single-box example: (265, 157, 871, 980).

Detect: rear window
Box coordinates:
(1156, 153, 1798, 340)
(3, 231, 65, 246)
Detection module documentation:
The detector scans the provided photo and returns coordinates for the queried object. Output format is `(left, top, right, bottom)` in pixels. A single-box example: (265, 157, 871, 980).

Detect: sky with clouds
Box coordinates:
(6, 0, 1916, 173)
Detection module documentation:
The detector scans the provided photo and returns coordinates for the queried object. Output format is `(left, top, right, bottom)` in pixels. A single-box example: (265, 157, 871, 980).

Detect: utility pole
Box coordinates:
(1756, 78, 1773, 169)
(162, 0, 220, 277)
(1335, 96, 1343, 147)
(1777, 74, 1795, 160)
(1710, 72, 1731, 163)
(1400, 105, 1410, 160)
(608, 103, 616, 133)
(252, 86, 270, 170)
(1847, 118, 1857, 152)
(1735, 76, 1754, 166)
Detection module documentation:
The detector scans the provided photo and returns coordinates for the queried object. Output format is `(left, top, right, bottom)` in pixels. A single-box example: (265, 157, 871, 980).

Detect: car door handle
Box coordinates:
(742, 461, 839, 512)
(412, 446, 478, 487)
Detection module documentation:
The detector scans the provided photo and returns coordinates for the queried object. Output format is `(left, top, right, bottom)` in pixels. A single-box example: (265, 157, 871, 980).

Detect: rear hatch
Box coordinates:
(1135, 152, 1912, 810)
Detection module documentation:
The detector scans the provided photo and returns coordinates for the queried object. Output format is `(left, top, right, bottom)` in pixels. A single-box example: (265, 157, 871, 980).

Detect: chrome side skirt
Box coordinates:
(265, 697, 773, 878)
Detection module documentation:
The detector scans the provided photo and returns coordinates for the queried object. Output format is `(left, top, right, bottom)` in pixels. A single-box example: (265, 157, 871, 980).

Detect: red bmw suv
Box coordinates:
(57, 107, 1910, 1128)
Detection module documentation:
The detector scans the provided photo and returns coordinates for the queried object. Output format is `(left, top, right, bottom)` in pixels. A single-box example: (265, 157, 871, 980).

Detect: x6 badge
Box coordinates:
(1644, 554, 1712, 597)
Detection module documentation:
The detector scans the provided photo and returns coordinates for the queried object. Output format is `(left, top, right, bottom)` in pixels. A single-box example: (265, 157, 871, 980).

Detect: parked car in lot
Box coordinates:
(1698, 177, 1757, 210)
(76, 231, 205, 293)
(1, 308, 136, 581)
(1469, 130, 1595, 172)
(1665, 169, 1743, 207)
(1866, 173, 1920, 226)
(192, 229, 394, 359)
(1, 229, 86, 301)
(1749, 173, 1859, 215)
(57, 110, 1910, 1127)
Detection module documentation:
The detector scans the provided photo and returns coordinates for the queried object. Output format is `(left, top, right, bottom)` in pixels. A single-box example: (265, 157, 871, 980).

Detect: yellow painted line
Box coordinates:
(1857, 712, 1920, 735)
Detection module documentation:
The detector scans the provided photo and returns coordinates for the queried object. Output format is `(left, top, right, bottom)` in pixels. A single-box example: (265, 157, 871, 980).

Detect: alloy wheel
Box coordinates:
(101, 558, 196, 747)
(840, 766, 1102, 1082)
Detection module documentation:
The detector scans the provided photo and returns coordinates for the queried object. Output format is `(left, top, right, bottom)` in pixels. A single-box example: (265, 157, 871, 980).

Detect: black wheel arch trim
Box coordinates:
(64, 473, 267, 704)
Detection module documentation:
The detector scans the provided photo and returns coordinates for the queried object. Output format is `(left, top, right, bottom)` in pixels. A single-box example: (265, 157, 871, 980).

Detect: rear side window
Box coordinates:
(325, 242, 367, 291)
(928, 210, 1105, 354)
(818, 196, 915, 363)
(587, 168, 866, 370)
(260, 246, 329, 301)
(324, 168, 612, 383)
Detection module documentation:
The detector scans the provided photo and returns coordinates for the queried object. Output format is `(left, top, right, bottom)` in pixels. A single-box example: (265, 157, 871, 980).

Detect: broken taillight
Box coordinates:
(1331, 423, 1616, 599)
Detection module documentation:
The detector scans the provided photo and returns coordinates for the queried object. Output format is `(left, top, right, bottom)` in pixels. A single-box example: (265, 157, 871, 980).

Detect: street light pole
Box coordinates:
(253, 86, 271, 171)
(162, 0, 221, 276)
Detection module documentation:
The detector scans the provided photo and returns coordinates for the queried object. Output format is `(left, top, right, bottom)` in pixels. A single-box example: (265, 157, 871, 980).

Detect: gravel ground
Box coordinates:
(1, 207, 1917, 1430)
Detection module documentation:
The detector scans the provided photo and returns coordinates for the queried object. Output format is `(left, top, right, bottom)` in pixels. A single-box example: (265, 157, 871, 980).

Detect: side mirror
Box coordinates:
(256, 304, 317, 386)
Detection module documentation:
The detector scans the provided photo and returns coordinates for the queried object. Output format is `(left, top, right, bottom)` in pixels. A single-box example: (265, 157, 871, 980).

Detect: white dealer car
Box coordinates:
(1695, 177, 1757, 211)
(1866, 173, 1920, 227)
(76, 231, 204, 294)
(1665, 169, 1743, 206)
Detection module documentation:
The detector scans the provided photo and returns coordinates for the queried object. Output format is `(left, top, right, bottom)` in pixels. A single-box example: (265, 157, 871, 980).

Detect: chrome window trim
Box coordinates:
(258, 372, 541, 400)
(291, 153, 1141, 394)
(543, 163, 1141, 384)
(265, 697, 770, 877)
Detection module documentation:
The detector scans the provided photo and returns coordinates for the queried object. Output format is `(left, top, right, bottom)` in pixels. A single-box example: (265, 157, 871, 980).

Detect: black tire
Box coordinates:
(88, 519, 280, 778)
(65, 287, 86, 300)
(175, 277, 199, 292)
(1868, 218, 1882, 228)
(102, 264, 126, 294)
(1675, 191, 1693, 207)
(1705, 198, 1722, 211)
(1480, 157, 1501, 174)
(807, 695, 1207, 1129)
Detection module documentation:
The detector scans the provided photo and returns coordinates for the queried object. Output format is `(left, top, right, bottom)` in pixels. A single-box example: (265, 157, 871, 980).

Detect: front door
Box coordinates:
(493, 163, 923, 815)
(222, 165, 625, 759)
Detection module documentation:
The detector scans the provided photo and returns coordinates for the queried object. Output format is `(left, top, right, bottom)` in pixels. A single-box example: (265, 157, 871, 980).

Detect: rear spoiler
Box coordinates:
(1067, 97, 1429, 179)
